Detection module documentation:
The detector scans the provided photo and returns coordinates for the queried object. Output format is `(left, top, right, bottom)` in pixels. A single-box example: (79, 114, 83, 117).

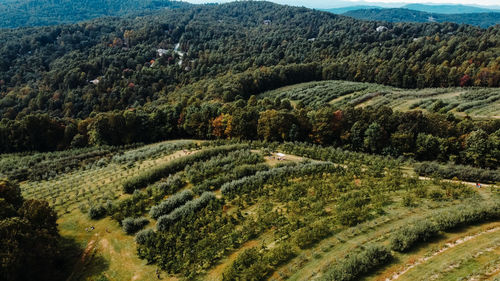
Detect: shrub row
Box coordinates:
(153, 173, 186, 199)
(390, 201, 500, 252)
(321, 244, 392, 281)
(149, 190, 194, 219)
(122, 217, 149, 234)
(156, 192, 216, 231)
(2, 147, 117, 181)
(192, 163, 269, 194)
(135, 228, 155, 245)
(221, 162, 340, 197)
(415, 162, 500, 183)
(434, 202, 500, 231)
(112, 140, 195, 164)
(123, 144, 248, 193)
(223, 243, 297, 281)
(390, 220, 438, 252)
(184, 149, 263, 185)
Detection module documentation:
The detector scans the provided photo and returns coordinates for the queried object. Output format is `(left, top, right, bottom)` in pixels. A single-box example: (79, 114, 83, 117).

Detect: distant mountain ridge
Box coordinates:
(402, 3, 500, 14)
(325, 5, 385, 14)
(325, 3, 500, 15)
(343, 8, 500, 28)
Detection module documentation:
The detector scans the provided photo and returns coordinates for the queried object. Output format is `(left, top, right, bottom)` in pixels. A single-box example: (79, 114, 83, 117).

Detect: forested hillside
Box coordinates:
(0, 1, 499, 166)
(343, 8, 500, 28)
(0, 0, 188, 28)
(1, 1, 499, 121)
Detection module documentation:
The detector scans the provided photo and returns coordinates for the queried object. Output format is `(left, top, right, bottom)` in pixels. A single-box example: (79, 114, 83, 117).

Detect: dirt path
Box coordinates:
(66, 234, 99, 281)
(418, 176, 493, 188)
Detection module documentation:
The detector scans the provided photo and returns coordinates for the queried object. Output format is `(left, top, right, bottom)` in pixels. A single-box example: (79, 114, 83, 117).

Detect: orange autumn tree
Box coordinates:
(212, 113, 233, 138)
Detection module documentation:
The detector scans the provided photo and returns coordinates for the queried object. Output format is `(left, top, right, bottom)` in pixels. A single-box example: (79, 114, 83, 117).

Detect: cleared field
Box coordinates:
(260, 80, 500, 118)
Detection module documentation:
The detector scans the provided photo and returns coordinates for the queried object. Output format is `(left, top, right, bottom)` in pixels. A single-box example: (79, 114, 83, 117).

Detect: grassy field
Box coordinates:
(260, 80, 500, 118)
(11, 140, 500, 281)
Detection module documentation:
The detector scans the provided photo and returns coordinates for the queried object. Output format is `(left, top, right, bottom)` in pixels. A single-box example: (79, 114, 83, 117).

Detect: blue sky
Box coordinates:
(181, 0, 500, 9)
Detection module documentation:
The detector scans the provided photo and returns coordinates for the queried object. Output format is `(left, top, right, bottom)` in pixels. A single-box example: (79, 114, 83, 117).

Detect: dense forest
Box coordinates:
(343, 8, 500, 28)
(0, 1, 499, 169)
(0, 0, 189, 28)
(0, 1, 499, 121)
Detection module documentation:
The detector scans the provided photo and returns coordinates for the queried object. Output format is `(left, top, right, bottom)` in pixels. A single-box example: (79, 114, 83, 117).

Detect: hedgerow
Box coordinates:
(122, 217, 149, 234)
(390, 201, 500, 252)
(123, 144, 248, 193)
(0, 145, 123, 181)
(321, 244, 392, 281)
(223, 242, 297, 281)
(390, 220, 438, 252)
(184, 149, 263, 185)
(156, 192, 216, 231)
(221, 162, 340, 197)
(149, 189, 194, 219)
(112, 141, 195, 164)
(192, 163, 269, 194)
(293, 219, 333, 249)
(135, 228, 155, 245)
(88, 204, 107, 220)
(415, 162, 500, 183)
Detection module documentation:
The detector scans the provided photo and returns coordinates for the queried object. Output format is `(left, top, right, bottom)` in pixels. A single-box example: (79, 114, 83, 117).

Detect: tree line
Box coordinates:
(2, 98, 498, 169)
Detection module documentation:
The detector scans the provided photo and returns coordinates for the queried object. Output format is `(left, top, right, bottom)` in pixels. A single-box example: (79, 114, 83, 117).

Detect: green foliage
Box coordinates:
(390, 220, 439, 252)
(321, 244, 393, 281)
(402, 192, 417, 207)
(293, 219, 333, 249)
(222, 247, 271, 281)
(149, 189, 193, 219)
(134, 228, 155, 245)
(415, 162, 500, 183)
(0, 145, 124, 181)
(123, 144, 247, 193)
(221, 162, 340, 197)
(0, 1, 500, 157)
(156, 192, 216, 231)
(0, 0, 188, 28)
(336, 191, 372, 226)
(0, 180, 64, 281)
(223, 243, 297, 281)
(88, 204, 107, 220)
(122, 217, 149, 235)
(390, 201, 500, 252)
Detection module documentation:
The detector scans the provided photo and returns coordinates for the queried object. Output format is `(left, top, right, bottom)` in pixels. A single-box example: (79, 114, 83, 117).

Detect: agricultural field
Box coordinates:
(6, 140, 499, 281)
(260, 80, 500, 119)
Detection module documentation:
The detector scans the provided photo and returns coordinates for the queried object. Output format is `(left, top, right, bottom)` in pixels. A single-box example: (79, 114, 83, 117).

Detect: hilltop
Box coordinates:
(343, 8, 500, 28)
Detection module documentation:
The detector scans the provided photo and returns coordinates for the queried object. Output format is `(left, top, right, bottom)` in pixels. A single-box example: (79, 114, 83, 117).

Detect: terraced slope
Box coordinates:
(8, 140, 499, 281)
(260, 80, 500, 118)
